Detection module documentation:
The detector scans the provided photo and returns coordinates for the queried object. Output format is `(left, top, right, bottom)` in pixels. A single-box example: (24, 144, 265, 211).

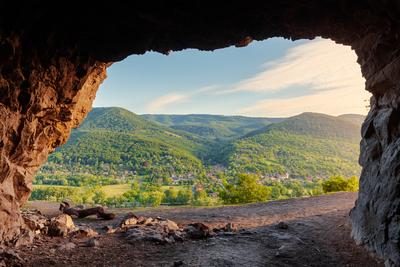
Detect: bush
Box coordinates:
(322, 175, 359, 193)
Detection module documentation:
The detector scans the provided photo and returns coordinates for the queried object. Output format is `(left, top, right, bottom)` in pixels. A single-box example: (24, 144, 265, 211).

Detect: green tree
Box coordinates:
(322, 175, 359, 193)
(219, 173, 271, 204)
(92, 189, 107, 204)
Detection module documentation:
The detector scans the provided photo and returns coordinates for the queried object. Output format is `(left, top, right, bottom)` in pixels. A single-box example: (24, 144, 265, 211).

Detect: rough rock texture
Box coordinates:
(0, 0, 400, 264)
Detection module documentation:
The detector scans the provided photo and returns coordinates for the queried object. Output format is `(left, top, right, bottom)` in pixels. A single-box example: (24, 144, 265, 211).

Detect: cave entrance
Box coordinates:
(32, 37, 368, 218)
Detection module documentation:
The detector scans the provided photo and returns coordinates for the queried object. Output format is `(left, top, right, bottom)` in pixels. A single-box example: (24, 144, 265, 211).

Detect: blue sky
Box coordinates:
(94, 37, 370, 117)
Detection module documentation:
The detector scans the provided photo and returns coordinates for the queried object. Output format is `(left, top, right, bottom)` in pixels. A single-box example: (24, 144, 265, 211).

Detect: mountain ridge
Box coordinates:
(39, 107, 365, 180)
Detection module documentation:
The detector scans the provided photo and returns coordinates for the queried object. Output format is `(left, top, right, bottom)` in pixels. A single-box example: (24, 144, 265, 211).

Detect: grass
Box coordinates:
(32, 183, 132, 198)
(101, 184, 132, 197)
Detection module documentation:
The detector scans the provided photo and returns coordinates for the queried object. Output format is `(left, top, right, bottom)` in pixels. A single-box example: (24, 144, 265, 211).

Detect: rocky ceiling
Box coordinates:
(1, 0, 400, 265)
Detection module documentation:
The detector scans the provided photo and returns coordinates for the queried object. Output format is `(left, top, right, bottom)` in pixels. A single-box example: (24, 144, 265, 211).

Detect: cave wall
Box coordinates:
(1, 0, 400, 264)
(0, 36, 108, 244)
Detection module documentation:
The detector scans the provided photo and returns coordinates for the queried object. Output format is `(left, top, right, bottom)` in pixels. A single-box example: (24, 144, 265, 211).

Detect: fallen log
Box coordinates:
(59, 202, 115, 220)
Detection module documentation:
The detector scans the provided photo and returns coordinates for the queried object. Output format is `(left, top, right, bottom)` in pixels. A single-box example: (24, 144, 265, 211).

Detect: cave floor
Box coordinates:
(19, 192, 383, 267)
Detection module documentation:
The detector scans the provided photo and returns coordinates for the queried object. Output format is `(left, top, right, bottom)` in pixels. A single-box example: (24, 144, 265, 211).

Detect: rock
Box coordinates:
(58, 242, 76, 251)
(157, 219, 179, 231)
(223, 223, 237, 232)
(126, 226, 168, 244)
(184, 223, 212, 239)
(13, 229, 35, 247)
(144, 217, 154, 225)
(136, 216, 147, 224)
(103, 225, 117, 234)
(277, 221, 289, 230)
(22, 210, 49, 233)
(71, 227, 98, 238)
(119, 213, 138, 228)
(48, 214, 75, 237)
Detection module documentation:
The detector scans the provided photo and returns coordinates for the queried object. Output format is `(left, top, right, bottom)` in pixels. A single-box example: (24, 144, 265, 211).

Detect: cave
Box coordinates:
(1, 1, 400, 264)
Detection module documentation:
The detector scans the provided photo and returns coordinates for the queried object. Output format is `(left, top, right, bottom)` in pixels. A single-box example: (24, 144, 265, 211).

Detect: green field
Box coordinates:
(33, 184, 132, 198)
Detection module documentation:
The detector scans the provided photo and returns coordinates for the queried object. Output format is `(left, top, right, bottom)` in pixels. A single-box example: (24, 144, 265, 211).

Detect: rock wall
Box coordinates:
(350, 30, 400, 265)
(0, 36, 108, 245)
(1, 0, 400, 264)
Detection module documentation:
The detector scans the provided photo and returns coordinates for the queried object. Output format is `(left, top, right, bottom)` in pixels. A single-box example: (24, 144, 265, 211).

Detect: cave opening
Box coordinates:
(30, 36, 366, 228)
(2, 2, 400, 265)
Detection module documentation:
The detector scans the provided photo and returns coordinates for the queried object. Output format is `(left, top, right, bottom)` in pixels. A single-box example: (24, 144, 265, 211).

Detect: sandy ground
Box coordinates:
(18, 192, 383, 267)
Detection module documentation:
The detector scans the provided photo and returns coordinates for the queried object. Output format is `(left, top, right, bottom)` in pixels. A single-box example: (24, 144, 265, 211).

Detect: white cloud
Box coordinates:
(233, 38, 364, 93)
(147, 93, 189, 113)
(146, 85, 220, 113)
(239, 86, 370, 117)
(234, 38, 370, 116)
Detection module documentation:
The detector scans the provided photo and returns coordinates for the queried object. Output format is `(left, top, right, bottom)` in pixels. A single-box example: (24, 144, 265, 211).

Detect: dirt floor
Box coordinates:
(17, 192, 383, 267)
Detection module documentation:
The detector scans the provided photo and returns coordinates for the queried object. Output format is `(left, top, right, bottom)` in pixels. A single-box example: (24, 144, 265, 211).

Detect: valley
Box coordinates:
(32, 107, 363, 206)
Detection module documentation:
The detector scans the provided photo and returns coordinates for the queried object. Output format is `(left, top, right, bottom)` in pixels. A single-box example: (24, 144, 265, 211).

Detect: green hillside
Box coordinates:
(221, 113, 363, 178)
(38, 108, 365, 182)
(141, 114, 283, 141)
(40, 107, 207, 179)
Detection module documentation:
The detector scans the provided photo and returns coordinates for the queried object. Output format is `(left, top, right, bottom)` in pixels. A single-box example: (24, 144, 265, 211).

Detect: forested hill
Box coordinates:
(141, 114, 284, 141)
(220, 112, 363, 178)
(38, 108, 365, 180)
(244, 112, 362, 141)
(41, 107, 207, 179)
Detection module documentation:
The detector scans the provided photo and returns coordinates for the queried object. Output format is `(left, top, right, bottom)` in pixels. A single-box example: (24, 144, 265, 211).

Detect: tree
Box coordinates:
(92, 189, 107, 204)
(219, 173, 271, 204)
(322, 175, 359, 193)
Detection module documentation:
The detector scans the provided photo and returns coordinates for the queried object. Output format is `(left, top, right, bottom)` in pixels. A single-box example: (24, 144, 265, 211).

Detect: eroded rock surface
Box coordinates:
(0, 1, 400, 264)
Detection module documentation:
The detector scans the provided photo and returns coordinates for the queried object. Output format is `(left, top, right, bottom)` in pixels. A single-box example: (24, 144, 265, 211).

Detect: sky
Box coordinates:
(94, 37, 370, 117)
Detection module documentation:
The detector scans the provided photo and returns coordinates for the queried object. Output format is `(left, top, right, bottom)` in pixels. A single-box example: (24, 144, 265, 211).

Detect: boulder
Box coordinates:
(119, 213, 138, 228)
(48, 214, 75, 237)
(21, 209, 49, 234)
(71, 227, 98, 238)
(184, 223, 212, 239)
(126, 226, 168, 244)
(157, 219, 179, 231)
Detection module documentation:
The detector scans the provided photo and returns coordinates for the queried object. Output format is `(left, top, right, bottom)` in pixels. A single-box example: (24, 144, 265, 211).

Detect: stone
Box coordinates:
(126, 226, 168, 244)
(223, 223, 237, 232)
(184, 223, 212, 239)
(71, 227, 98, 238)
(103, 225, 117, 234)
(21, 210, 49, 235)
(119, 213, 138, 228)
(48, 214, 75, 237)
(157, 219, 179, 231)
(144, 217, 154, 225)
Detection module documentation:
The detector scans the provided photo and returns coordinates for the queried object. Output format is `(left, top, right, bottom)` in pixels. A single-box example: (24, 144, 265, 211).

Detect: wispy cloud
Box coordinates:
(231, 38, 364, 94)
(234, 38, 369, 116)
(146, 85, 220, 113)
(239, 86, 370, 117)
(147, 94, 188, 113)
